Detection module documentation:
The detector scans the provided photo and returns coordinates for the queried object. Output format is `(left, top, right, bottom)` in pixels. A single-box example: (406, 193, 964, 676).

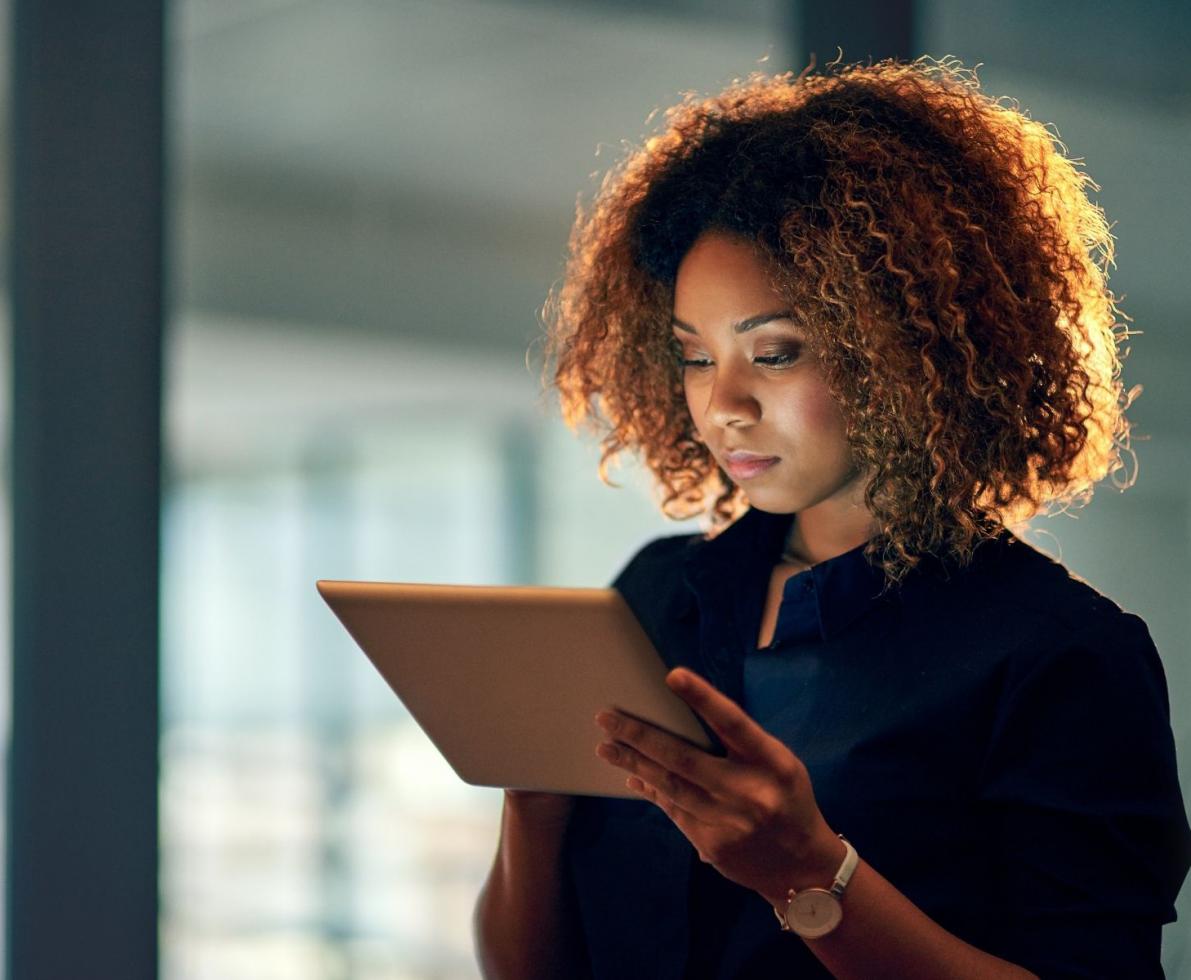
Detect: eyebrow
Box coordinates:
(670, 310, 795, 335)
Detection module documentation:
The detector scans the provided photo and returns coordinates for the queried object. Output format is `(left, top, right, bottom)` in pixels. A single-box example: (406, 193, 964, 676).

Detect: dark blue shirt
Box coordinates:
(564, 506, 1191, 979)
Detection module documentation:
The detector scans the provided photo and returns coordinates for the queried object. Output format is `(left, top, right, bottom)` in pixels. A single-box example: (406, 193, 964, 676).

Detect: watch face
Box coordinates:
(788, 888, 842, 938)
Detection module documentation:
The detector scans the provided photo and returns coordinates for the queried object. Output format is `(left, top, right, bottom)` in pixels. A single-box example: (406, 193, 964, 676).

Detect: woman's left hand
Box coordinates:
(595, 666, 845, 907)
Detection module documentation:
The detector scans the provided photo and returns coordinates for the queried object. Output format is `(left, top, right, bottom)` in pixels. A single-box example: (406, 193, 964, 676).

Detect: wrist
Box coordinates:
(503, 790, 576, 832)
(497, 793, 575, 882)
(761, 825, 848, 909)
(771, 834, 859, 940)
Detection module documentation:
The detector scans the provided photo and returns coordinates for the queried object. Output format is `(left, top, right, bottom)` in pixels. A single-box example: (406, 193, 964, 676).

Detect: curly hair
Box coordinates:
(541, 56, 1136, 584)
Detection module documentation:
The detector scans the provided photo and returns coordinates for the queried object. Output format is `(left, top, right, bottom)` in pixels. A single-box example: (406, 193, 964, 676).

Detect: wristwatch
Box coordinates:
(772, 835, 858, 939)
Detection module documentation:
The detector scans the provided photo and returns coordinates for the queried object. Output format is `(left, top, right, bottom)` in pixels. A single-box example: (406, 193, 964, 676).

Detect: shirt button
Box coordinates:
(803, 578, 814, 591)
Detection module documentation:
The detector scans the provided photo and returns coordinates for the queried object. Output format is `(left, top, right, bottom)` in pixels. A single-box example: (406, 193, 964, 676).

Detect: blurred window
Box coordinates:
(158, 329, 686, 978)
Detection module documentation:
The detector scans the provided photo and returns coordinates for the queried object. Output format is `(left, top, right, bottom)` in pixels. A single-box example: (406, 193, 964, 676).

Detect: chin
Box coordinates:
(739, 487, 802, 514)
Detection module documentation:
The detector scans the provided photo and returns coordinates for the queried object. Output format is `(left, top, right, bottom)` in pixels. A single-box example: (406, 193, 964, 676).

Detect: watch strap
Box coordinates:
(827, 835, 858, 898)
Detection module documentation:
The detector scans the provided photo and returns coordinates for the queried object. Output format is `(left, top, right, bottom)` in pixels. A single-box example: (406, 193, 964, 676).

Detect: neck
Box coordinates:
(782, 494, 876, 566)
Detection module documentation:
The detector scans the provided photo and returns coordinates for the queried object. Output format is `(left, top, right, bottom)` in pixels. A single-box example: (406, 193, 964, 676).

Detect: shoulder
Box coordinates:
(991, 535, 1165, 688)
(982, 532, 1135, 630)
(898, 530, 1174, 730)
(609, 531, 702, 592)
(937, 532, 1175, 741)
(908, 529, 1155, 654)
(608, 530, 704, 635)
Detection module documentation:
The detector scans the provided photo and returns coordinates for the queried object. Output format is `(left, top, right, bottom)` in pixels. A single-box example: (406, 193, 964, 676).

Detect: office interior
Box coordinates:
(2, 1, 1189, 977)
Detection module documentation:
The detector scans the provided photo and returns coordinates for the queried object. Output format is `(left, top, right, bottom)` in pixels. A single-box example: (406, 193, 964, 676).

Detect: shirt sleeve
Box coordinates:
(977, 608, 1191, 978)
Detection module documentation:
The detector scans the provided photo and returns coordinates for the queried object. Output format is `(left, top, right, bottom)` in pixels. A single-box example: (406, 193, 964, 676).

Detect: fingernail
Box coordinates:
(595, 712, 618, 732)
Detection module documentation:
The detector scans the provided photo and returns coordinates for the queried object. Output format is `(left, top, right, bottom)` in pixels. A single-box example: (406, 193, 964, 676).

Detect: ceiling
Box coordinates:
(164, 0, 1191, 443)
(0, 0, 1186, 462)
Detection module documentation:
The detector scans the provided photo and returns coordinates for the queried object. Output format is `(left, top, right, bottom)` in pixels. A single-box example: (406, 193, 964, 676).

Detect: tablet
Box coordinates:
(316, 579, 713, 798)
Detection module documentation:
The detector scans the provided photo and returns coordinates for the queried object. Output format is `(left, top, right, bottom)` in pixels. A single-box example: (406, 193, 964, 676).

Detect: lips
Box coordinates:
(722, 450, 780, 481)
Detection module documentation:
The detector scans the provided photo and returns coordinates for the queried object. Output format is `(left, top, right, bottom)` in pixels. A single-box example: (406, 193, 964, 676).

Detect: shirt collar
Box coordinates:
(681, 506, 892, 643)
(806, 536, 892, 640)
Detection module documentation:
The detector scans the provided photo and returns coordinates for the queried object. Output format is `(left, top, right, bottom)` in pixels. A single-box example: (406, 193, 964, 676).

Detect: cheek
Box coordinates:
(803, 387, 849, 438)
(779, 383, 848, 440)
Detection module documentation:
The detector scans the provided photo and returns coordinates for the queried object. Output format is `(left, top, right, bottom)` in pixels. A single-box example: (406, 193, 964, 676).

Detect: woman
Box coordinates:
(473, 57, 1190, 979)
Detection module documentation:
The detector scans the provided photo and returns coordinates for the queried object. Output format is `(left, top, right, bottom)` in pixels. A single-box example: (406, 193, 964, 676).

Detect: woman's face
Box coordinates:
(672, 230, 867, 517)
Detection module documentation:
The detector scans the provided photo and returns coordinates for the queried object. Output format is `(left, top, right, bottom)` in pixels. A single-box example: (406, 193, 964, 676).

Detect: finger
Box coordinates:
(625, 775, 711, 854)
(596, 709, 725, 797)
(665, 668, 784, 764)
(596, 739, 717, 819)
(627, 774, 683, 820)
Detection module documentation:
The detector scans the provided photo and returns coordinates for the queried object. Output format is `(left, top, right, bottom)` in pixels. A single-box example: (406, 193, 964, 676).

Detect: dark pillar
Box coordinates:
(791, 0, 919, 68)
(6, 3, 164, 979)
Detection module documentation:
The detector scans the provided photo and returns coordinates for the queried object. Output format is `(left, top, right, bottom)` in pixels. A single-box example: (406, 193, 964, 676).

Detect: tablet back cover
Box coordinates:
(316, 580, 711, 798)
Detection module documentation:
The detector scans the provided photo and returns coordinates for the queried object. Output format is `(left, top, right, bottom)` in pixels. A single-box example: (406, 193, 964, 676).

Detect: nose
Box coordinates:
(704, 361, 761, 429)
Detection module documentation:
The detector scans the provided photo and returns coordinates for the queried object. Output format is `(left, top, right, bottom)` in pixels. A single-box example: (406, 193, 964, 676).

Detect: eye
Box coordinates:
(754, 346, 802, 368)
(671, 338, 711, 370)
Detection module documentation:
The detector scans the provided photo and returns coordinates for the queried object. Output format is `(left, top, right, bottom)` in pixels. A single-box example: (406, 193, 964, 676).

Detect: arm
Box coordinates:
(805, 612, 1188, 979)
(595, 668, 1038, 980)
(763, 831, 1036, 980)
(473, 791, 592, 980)
(973, 612, 1190, 977)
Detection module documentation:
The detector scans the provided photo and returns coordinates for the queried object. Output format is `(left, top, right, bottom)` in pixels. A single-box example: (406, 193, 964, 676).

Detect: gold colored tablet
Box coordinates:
(316, 580, 712, 798)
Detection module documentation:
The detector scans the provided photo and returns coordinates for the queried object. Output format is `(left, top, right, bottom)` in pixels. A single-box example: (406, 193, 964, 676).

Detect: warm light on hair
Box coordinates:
(541, 56, 1136, 584)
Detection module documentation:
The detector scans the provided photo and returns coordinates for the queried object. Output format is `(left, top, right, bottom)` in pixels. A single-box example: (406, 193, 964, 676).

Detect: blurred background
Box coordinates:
(1, 1, 1188, 978)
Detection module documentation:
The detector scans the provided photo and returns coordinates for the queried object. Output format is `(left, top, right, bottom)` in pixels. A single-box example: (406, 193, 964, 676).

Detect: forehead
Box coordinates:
(672, 232, 786, 325)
